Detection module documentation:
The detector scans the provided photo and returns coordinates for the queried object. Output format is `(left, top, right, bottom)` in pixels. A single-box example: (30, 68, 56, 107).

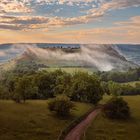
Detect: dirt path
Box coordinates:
(64, 109, 100, 140)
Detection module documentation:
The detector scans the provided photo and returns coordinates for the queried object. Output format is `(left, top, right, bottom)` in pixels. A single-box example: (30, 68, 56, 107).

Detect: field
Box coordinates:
(40, 67, 95, 74)
(122, 81, 140, 87)
(84, 96, 140, 140)
(0, 100, 93, 140)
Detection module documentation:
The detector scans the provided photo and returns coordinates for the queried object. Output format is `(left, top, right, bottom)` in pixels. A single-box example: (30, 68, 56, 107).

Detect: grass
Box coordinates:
(122, 81, 140, 87)
(84, 96, 140, 140)
(40, 67, 96, 74)
(0, 100, 93, 140)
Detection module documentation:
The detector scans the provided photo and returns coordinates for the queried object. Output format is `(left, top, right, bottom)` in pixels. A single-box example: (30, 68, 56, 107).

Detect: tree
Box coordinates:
(69, 72, 103, 105)
(34, 72, 55, 99)
(0, 85, 9, 99)
(99, 68, 140, 83)
(13, 76, 38, 103)
(48, 96, 74, 117)
(54, 71, 72, 95)
(103, 97, 130, 120)
(108, 81, 122, 96)
(34, 70, 65, 99)
(135, 83, 140, 95)
(101, 82, 110, 95)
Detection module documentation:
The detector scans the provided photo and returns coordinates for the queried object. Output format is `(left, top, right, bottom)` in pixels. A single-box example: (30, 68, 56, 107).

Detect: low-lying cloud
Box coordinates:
(25, 44, 124, 71)
(1, 43, 137, 71)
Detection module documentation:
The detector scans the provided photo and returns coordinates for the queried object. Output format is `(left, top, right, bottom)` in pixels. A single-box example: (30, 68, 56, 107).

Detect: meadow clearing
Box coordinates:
(0, 100, 93, 140)
(122, 81, 140, 87)
(84, 96, 140, 140)
(40, 67, 95, 74)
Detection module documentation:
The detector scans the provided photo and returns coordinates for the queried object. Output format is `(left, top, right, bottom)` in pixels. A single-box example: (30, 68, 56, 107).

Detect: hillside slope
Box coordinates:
(0, 44, 139, 72)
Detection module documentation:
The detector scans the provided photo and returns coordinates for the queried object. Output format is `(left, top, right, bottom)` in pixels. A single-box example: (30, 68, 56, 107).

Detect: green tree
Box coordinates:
(69, 72, 103, 105)
(108, 81, 122, 96)
(101, 81, 110, 95)
(35, 69, 70, 98)
(0, 85, 9, 99)
(103, 97, 130, 120)
(34, 72, 55, 98)
(13, 76, 38, 103)
(54, 72, 72, 95)
(48, 96, 74, 117)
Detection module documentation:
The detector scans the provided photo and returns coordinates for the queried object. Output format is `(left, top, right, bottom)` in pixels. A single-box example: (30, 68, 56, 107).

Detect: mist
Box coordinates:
(0, 43, 137, 71)
(25, 44, 118, 71)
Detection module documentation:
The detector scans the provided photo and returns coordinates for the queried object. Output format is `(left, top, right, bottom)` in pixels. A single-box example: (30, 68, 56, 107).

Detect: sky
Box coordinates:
(0, 0, 140, 44)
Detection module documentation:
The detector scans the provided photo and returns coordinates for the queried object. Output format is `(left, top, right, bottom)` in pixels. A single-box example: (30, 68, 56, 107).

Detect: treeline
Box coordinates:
(12, 60, 46, 75)
(0, 70, 103, 104)
(102, 81, 140, 96)
(1, 67, 140, 103)
(98, 68, 140, 83)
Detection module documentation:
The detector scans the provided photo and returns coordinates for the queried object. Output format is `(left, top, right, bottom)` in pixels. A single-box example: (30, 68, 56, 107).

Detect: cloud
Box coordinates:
(0, 51, 6, 57)
(0, 15, 139, 44)
(0, 15, 100, 31)
(57, 0, 95, 6)
(36, 0, 97, 6)
(0, 0, 140, 31)
(116, 16, 140, 27)
(88, 0, 140, 17)
(0, 15, 51, 30)
(0, 0, 99, 12)
(0, 0, 32, 14)
(19, 44, 116, 71)
(70, 16, 140, 43)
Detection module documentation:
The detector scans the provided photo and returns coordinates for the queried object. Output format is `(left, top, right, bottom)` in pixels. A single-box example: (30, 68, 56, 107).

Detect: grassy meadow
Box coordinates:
(122, 81, 140, 87)
(0, 100, 93, 140)
(84, 96, 140, 140)
(40, 67, 95, 74)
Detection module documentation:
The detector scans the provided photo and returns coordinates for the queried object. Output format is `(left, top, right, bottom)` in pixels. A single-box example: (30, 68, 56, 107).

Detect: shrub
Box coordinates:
(103, 97, 130, 120)
(48, 96, 74, 117)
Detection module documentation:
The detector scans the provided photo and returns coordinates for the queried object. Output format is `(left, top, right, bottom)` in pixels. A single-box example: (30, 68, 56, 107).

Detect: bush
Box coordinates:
(103, 97, 130, 120)
(48, 96, 74, 117)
